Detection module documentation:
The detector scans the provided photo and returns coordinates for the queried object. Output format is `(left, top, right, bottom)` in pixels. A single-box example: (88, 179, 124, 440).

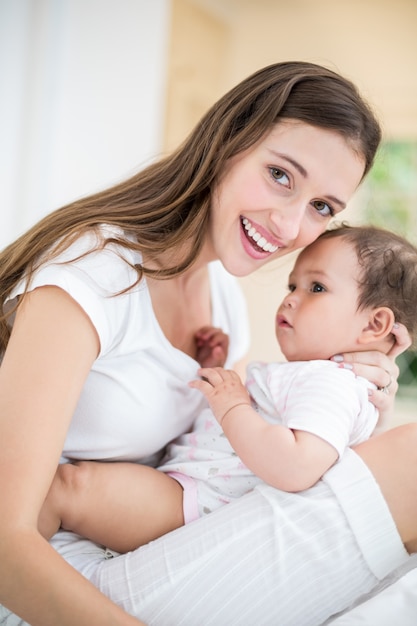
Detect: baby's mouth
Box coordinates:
(277, 314, 292, 328)
(241, 217, 279, 253)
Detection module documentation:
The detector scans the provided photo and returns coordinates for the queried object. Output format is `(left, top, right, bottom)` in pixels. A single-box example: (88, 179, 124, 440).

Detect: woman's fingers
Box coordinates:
(369, 392, 394, 426)
(332, 351, 399, 388)
(388, 322, 412, 359)
(330, 350, 400, 423)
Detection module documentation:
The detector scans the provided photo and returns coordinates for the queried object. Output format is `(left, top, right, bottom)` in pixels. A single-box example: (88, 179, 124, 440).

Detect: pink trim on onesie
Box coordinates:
(167, 472, 200, 524)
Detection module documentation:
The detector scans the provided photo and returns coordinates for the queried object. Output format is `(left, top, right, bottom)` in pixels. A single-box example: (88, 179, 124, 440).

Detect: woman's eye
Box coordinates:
(311, 283, 326, 293)
(269, 167, 290, 187)
(312, 200, 334, 217)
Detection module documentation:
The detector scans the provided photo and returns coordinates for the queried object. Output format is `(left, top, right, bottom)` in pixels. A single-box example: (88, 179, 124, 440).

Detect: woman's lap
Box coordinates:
(54, 450, 411, 625)
(325, 554, 417, 624)
(0, 450, 410, 626)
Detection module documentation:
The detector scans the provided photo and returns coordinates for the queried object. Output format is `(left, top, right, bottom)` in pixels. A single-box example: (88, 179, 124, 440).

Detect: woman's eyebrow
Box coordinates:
(269, 150, 346, 210)
(269, 151, 308, 177)
(327, 195, 346, 210)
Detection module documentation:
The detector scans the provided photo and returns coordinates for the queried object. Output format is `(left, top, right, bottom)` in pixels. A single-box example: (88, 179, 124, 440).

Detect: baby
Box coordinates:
(38, 224, 417, 553)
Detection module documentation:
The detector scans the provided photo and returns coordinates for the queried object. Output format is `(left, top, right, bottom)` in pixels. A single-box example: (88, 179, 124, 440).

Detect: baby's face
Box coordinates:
(275, 236, 370, 361)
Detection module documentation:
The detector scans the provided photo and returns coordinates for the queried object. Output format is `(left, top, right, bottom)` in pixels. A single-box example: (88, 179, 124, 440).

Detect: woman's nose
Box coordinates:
(270, 201, 305, 242)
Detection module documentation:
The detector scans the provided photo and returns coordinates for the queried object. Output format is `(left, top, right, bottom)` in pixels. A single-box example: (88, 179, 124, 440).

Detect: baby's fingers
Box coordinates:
(188, 377, 212, 395)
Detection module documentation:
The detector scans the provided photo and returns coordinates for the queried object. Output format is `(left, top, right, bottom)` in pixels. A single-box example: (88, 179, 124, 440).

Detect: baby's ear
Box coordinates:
(358, 307, 395, 344)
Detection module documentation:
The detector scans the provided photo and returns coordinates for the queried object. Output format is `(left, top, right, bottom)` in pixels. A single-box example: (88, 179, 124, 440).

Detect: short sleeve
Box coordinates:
(282, 365, 374, 456)
(250, 361, 378, 458)
(7, 229, 140, 356)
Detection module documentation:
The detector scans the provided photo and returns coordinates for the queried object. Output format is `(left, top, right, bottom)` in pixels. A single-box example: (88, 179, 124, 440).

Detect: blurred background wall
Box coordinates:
(165, 0, 417, 366)
(165, 0, 417, 148)
(1, 0, 416, 414)
(0, 0, 171, 250)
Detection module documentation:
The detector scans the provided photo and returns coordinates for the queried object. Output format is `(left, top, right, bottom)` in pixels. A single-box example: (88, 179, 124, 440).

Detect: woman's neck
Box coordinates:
(142, 235, 216, 277)
(145, 263, 212, 359)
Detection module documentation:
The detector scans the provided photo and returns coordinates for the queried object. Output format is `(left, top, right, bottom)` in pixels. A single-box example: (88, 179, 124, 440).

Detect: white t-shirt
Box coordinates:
(247, 360, 378, 457)
(7, 226, 250, 464)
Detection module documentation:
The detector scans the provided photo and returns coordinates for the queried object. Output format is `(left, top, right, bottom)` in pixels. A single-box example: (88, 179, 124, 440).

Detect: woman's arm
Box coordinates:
(190, 366, 338, 491)
(0, 286, 143, 626)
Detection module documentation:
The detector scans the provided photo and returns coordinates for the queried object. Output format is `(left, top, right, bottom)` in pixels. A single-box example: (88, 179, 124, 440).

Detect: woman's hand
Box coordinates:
(331, 322, 412, 427)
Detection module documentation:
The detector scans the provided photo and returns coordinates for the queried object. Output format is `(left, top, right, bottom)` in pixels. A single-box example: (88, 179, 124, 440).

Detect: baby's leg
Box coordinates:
(38, 461, 184, 553)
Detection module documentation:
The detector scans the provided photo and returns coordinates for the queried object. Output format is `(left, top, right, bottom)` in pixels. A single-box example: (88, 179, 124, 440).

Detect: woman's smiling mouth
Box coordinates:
(241, 217, 280, 254)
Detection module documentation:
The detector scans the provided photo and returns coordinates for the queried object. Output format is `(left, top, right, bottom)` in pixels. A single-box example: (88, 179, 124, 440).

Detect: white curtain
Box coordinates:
(0, 0, 170, 250)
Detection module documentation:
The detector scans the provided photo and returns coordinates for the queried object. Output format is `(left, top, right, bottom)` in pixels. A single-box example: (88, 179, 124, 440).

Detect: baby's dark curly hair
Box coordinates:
(318, 224, 417, 346)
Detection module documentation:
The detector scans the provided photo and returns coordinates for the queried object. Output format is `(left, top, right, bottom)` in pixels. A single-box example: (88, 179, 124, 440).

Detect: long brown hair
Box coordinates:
(0, 61, 381, 354)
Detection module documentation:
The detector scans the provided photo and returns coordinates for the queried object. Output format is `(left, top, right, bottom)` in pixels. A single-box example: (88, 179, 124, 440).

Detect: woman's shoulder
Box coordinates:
(35, 225, 140, 286)
(53, 225, 141, 265)
(7, 225, 143, 330)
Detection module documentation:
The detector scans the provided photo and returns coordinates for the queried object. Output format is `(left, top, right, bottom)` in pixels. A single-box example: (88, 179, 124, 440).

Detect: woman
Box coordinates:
(0, 61, 415, 626)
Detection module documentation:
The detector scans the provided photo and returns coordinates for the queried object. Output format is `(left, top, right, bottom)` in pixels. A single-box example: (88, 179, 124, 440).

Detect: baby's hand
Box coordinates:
(195, 326, 229, 368)
(189, 367, 251, 424)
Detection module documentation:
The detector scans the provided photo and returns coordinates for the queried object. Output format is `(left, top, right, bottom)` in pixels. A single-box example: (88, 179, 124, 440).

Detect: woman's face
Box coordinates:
(206, 119, 366, 277)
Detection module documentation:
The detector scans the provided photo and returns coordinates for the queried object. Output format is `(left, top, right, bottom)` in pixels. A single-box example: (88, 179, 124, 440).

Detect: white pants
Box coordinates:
(0, 450, 411, 626)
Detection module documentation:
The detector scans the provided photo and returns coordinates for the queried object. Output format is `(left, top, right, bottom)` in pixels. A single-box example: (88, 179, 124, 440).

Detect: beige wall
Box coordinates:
(164, 0, 417, 364)
(218, 0, 417, 139)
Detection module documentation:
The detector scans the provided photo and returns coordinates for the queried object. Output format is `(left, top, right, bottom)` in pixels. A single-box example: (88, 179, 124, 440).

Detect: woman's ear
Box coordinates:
(358, 307, 395, 345)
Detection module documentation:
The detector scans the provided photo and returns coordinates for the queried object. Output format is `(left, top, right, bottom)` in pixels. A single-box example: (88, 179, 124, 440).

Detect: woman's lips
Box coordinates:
(241, 217, 281, 254)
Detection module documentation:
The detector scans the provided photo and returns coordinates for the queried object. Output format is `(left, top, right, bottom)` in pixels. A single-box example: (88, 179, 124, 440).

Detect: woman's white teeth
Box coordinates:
(242, 218, 278, 253)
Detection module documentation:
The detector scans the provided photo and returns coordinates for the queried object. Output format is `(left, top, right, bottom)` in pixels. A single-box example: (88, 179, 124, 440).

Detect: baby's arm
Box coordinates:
(38, 461, 184, 553)
(190, 367, 338, 492)
(195, 326, 229, 367)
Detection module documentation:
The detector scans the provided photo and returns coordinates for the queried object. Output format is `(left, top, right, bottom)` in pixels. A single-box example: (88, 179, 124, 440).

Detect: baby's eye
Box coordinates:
(269, 167, 290, 187)
(311, 283, 326, 293)
(287, 283, 296, 292)
(312, 200, 334, 218)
